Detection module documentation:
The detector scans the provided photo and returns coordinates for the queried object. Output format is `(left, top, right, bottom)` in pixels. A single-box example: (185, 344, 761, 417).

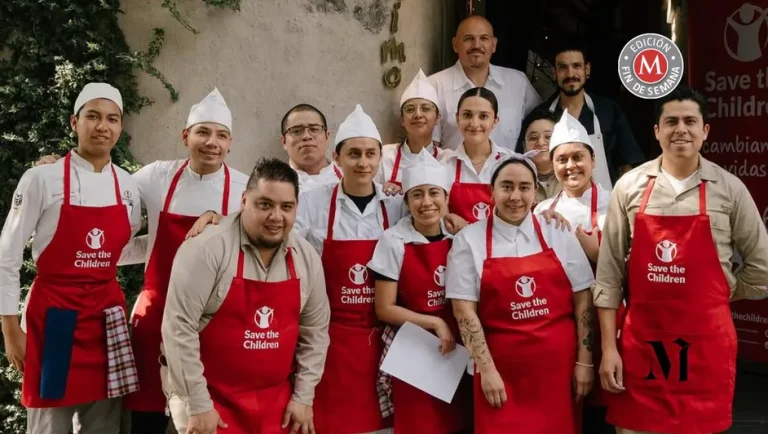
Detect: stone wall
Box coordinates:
(120, 0, 448, 173)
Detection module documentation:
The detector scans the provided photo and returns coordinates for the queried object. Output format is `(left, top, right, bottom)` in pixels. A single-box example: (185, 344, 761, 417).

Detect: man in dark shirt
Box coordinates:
(538, 44, 645, 187)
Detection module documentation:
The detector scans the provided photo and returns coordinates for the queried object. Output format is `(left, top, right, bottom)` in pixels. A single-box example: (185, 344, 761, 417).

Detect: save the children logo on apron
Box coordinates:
(648, 238, 687, 283)
(76, 227, 111, 268)
(511, 276, 550, 320)
(254, 306, 274, 329)
(472, 202, 491, 220)
(349, 263, 368, 284)
(433, 265, 446, 287)
(426, 265, 449, 308)
(515, 276, 537, 298)
(655, 239, 678, 263)
(342, 263, 375, 304)
(244, 306, 280, 350)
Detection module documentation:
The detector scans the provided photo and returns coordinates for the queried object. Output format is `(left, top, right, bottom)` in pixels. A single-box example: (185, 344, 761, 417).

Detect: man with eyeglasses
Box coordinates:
(281, 104, 343, 193)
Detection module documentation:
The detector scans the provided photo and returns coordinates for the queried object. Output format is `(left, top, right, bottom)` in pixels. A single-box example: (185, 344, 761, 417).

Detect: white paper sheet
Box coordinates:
(380, 322, 471, 403)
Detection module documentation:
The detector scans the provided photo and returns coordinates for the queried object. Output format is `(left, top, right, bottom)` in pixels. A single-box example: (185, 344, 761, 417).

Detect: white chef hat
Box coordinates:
(334, 104, 382, 147)
(490, 152, 539, 183)
(549, 109, 593, 153)
(399, 69, 439, 109)
(186, 88, 233, 132)
(74, 83, 123, 115)
(401, 151, 452, 194)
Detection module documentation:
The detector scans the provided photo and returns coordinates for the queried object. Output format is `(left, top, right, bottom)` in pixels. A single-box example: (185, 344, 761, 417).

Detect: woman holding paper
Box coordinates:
(447, 154, 595, 433)
(369, 152, 471, 434)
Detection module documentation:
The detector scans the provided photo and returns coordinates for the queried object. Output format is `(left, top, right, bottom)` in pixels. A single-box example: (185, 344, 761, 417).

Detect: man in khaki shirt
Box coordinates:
(594, 86, 768, 434)
(161, 158, 330, 434)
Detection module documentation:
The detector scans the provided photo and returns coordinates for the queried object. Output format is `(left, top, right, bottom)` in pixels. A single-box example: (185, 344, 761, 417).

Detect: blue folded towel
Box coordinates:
(39, 307, 77, 400)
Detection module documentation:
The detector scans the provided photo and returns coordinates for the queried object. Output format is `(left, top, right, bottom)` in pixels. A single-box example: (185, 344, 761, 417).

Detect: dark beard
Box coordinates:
(559, 81, 584, 97)
(251, 235, 284, 249)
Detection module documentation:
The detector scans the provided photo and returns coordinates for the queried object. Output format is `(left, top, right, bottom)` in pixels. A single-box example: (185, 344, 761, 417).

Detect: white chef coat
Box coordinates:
(445, 211, 594, 302)
(118, 159, 248, 266)
(292, 160, 342, 194)
(374, 141, 455, 185)
(294, 183, 408, 256)
(367, 216, 451, 280)
(445, 140, 513, 185)
(535, 183, 611, 231)
(428, 61, 541, 151)
(0, 151, 142, 315)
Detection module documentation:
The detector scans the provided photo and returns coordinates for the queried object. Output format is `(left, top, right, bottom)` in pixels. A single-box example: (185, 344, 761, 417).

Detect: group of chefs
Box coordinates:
(2, 14, 768, 434)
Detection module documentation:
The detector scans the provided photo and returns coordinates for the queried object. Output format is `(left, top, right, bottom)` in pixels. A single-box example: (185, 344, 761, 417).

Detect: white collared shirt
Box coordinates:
(375, 141, 455, 185)
(445, 140, 513, 184)
(535, 183, 611, 231)
(292, 160, 342, 193)
(294, 183, 408, 255)
(367, 216, 452, 280)
(0, 152, 142, 315)
(428, 61, 541, 151)
(445, 212, 594, 302)
(119, 159, 248, 266)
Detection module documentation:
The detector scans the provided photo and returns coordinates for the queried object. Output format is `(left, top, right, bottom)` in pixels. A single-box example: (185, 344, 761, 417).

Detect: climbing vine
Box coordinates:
(0, 0, 239, 431)
(162, 0, 242, 34)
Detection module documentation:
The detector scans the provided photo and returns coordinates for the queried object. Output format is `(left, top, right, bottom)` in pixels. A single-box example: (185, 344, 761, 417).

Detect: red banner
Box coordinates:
(689, 1, 768, 363)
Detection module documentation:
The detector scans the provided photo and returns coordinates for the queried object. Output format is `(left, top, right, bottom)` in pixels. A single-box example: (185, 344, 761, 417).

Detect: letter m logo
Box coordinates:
(639, 54, 662, 75)
(645, 338, 691, 381)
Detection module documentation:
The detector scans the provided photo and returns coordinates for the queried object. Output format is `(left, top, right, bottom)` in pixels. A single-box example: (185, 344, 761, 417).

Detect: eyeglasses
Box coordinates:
(402, 103, 436, 116)
(284, 124, 326, 137)
(525, 133, 552, 148)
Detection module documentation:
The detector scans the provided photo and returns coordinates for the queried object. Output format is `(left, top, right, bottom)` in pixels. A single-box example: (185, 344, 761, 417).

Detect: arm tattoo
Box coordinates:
(580, 307, 595, 353)
(458, 317, 493, 366)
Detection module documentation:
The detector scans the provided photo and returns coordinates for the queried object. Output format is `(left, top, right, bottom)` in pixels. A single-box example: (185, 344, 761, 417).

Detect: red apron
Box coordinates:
(198, 248, 300, 434)
(387, 143, 438, 188)
(23, 151, 132, 408)
(474, 213, 577, 434)
(333, 164, 343, 179)
(548, 181, 606, 409)
(125, 160, 230, 411)
(392, 239, 472, 434)
(606, 178, 736, 434)
(313, 184, 392, 434)
(448, 157, 497, 223)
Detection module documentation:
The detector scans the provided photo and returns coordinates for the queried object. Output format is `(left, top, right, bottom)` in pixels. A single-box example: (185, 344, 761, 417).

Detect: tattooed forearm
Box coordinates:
(457, 316, 493, 368)
(573, 290, 594, 360)
(580, 307, 595, 352)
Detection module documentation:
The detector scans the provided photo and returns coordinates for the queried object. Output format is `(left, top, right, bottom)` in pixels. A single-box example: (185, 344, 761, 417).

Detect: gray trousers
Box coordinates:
(26, 398, 122, 434)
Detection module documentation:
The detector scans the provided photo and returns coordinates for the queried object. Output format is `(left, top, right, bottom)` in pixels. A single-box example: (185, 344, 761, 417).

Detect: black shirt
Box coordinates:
(346, 191, 377, 214)
(536, 93, 645, 184)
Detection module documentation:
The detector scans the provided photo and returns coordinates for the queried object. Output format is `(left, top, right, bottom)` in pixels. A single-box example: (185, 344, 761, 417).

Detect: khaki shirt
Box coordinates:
(594, 156, 768, 309)
(535, 172, 562, 204)
(161, 213, 330, 416)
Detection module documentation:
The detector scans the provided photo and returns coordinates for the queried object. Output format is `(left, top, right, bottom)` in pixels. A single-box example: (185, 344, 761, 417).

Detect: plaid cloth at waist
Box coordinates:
(104, 306, 139, 398)
(377, 324, 398, 418)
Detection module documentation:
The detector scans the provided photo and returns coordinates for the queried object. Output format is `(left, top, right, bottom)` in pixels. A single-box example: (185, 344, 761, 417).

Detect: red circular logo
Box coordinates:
(633, 48, 668, 84)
